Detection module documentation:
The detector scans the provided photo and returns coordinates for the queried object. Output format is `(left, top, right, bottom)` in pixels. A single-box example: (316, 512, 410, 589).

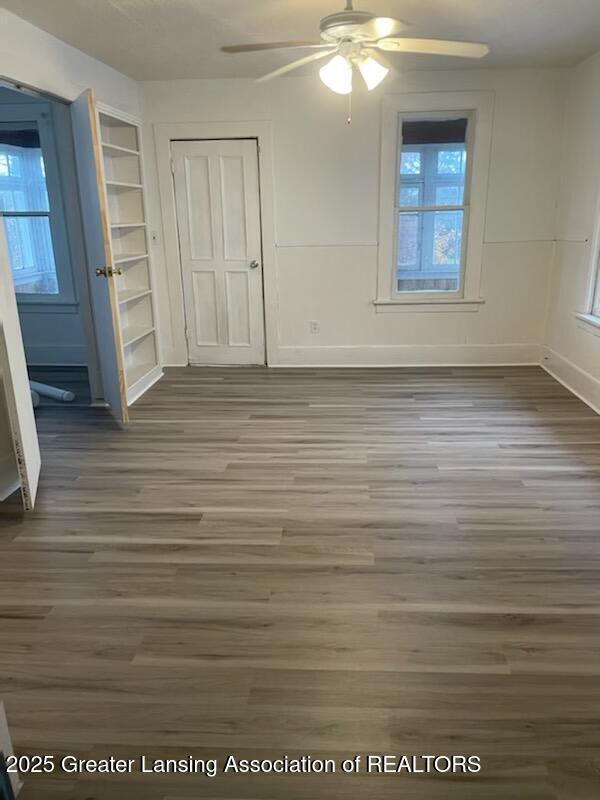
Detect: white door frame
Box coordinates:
(154, 121, 277, 366)
(0, 77, 104, 402)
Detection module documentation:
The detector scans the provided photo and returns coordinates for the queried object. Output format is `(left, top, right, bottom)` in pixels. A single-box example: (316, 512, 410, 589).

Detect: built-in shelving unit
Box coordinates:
(110, 222, 146, 230)
(99, 108, 162, 406)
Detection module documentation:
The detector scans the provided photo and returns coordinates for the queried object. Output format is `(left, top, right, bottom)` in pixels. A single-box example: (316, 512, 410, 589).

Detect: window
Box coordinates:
(397, 118, 469, 293)
(593, 259, 600, 318)
(575, 241, 600, 334)
(0, 124, 58, 294)
(376, 92, 494, 310)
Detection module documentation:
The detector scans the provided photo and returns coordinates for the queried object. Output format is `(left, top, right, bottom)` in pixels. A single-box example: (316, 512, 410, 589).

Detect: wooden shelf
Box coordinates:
(126, 364, 163, 406)
(127, 362, 156, 389)
(102, 141, 139, 156)
(118, 288, 152, 305)
(99, 112, 139, 151)
(114, 253, 148, 265)
(106, 180, 143, 190)
(122, 325, 155, 349)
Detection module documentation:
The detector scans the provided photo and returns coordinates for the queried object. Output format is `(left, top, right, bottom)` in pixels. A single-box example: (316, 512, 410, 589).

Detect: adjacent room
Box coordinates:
(0, 1, 599, 798)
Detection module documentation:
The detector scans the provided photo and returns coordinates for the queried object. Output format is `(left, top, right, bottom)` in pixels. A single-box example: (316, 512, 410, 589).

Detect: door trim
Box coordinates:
(154, 122, 277, 367)
(0, 76, 104, 403)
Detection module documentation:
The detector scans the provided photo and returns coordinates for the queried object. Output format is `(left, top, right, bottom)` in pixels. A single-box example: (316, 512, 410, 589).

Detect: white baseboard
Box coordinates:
(270, 343, 542, 367)
(541, 347, 600, 415)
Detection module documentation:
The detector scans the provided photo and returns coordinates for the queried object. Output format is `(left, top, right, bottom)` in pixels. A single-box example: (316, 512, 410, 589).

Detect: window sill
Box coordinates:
(575, 313, 600, 338)
(373, 298, 485, 314)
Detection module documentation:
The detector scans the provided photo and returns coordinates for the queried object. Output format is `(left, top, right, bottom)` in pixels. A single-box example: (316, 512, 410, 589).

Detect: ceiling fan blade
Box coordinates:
(377, 37, 490, 58)
(222, 41, 329, 53)
(256, 49, 335, 83)
(357, 16, 407, 40)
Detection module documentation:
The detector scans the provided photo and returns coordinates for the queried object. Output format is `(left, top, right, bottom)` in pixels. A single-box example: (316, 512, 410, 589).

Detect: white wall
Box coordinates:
(141, 68, 564, 367)
(0, 10, 139, 113)
(544, 50, 600, 412)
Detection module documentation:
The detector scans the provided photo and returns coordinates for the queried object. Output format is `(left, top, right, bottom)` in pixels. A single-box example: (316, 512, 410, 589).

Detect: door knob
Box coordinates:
(249, 259, 260, 270)
(95, 266, 122, 277)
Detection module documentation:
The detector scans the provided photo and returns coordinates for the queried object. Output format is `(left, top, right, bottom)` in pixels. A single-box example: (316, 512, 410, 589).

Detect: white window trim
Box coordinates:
(576, 190, 600, 336)
(575, 312, 600, 338)
(375, 91, 494, 310)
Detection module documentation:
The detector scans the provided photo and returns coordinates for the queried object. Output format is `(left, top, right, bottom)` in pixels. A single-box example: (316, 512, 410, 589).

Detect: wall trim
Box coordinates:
(541, 346, 600, 415)
(270, 343, 542, 367)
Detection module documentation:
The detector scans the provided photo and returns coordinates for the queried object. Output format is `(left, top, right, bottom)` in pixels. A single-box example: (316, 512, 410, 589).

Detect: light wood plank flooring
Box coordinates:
(1, 366, 600, 799)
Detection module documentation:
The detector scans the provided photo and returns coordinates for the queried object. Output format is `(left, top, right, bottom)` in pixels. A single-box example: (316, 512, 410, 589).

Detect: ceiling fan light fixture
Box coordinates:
(371, 16, 397, 39)
(319, 54, 353, 94)
(358, 55, 389, 90)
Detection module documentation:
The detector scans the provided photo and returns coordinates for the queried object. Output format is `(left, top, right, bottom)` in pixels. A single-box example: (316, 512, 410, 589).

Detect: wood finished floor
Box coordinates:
(1, 365, 600, 799)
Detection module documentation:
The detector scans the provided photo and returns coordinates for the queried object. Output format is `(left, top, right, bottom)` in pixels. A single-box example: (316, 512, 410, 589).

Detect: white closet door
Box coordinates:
(71, 89, 128, 423)
(172, 139, 265, 365)
(0, 222, 40, 510)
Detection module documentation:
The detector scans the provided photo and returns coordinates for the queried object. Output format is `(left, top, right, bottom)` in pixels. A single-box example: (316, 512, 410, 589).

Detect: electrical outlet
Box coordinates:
(309, 320, 320, 334)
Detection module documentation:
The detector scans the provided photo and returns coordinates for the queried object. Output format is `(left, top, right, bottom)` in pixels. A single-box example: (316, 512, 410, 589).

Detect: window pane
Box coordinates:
(8, 154, 22, 177)
(398, 213, 421, 269)
(0, 127, 49, 212)
(433, 210, 463, 267)
(6, 215, 59, 295)
(397, 117, 468, 293)
(435, 184, 463, 205)
(397, 209, 463, 292)
(0, 124, 58, 295)
(400, 151, 421, 175)
(437, 149, 467, 175)
(399, 185, 421, 207)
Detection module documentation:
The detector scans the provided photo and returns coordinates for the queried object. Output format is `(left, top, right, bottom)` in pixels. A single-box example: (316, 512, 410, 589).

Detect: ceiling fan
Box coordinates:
(221, 1, 490, 95)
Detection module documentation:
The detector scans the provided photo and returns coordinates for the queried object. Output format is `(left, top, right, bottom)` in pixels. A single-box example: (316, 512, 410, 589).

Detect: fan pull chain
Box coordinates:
(347, 91, 352, 125)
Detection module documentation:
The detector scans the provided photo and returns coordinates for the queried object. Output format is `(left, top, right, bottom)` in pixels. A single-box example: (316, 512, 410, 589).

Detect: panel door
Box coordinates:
(171, 139, 265, 365)
(71, 89, 128, 423)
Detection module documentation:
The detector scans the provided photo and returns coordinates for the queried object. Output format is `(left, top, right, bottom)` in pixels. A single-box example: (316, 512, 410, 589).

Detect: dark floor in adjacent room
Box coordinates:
(28, 366, 91, 408)
(1, 366, 600, 799)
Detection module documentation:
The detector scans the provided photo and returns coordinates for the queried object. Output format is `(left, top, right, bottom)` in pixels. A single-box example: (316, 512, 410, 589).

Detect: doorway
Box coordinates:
(0, 83, 98, 408)
(171, 139, 266, 366)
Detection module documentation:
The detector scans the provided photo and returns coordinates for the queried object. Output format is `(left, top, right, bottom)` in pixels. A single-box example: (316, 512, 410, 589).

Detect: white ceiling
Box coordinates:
(2, 0, 600, 80)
